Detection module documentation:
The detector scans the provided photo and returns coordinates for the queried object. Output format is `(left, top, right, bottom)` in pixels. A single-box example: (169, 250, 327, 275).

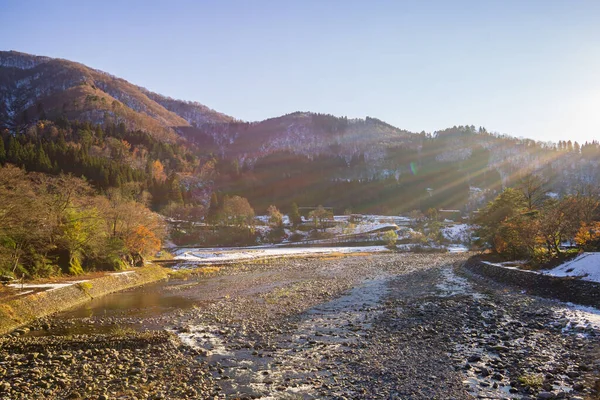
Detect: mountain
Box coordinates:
(0, 52, 417, 160)
(0, 51, 234, 141)
(1, 51, 599, 215)
(181, 112, 414, 164)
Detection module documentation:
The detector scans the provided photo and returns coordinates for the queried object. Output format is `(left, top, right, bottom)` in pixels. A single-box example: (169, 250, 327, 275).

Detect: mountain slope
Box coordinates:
(0, 51, 233, 140)
(1, 51, 599, 215)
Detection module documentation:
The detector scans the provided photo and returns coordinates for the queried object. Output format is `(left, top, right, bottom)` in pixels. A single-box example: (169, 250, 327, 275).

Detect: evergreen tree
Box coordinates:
(207, 192, 220, 224)
(289, 202, 302, 226)
(168, 175, 184, 204)
(0, 138, 5, 164)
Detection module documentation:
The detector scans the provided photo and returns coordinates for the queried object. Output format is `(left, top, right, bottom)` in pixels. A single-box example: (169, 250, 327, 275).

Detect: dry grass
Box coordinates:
(109, 325, 137, 336)
(518, 373, 543, 388)
(167, 266, 222, 280)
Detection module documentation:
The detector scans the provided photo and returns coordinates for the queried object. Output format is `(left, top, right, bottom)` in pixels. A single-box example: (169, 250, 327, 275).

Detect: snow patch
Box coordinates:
(7, 280, 90, 292)
(173, 246, 388, 265)
(436, 267, 484, 299)
(545, 252, 600, 283)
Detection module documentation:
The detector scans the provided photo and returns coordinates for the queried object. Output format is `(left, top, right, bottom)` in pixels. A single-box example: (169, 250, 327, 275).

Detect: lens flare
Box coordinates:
(410, 162, 418, 175)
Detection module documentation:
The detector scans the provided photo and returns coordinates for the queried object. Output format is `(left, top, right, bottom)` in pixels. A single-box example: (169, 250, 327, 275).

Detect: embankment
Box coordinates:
(0, 265, 168, 336)
(463, 257, 600, 308)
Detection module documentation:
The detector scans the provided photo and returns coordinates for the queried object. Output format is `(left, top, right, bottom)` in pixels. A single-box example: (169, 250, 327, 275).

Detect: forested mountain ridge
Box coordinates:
(1, 51, 600, 216)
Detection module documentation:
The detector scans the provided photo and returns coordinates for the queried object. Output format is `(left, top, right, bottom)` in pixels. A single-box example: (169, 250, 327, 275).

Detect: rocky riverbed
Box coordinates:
(1, 253, 599, 399)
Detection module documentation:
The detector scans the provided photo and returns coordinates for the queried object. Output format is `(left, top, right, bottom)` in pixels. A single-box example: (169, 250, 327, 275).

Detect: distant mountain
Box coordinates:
(181, 112, 414, 164)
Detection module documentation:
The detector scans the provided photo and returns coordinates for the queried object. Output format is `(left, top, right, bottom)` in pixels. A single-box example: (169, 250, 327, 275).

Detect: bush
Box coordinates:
(289, 232, 305, 242)
(267, 227, 286, 243)
(383, 230, 398, 249)
(68, 257, 84, 275)
(77, 281, 93, 295)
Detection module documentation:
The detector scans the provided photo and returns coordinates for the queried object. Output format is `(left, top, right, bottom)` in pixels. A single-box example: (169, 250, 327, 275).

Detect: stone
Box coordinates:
(537, 392, 556, 400)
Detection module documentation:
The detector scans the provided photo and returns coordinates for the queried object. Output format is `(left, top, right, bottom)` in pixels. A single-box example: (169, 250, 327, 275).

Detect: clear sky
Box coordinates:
(1, 0, 599, 143)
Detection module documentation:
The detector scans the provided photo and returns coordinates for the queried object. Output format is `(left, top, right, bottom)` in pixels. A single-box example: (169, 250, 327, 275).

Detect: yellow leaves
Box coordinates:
(575, 222, 600, 248)
(151, 160, 167, 183)
(200, 160, 216, 180)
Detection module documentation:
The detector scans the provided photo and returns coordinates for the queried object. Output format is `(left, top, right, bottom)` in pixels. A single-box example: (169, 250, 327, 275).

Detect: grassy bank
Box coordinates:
(0, 265, 168, 336)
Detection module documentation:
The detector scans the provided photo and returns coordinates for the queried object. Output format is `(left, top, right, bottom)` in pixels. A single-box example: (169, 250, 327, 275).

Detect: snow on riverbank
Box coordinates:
(545, 252, 600, 283)
(6, 280, 89, 292)
(173, 246, 389, 264)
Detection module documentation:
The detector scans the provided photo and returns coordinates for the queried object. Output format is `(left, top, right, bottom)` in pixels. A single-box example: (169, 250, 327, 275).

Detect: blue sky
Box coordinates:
(1, 0, 599, 143)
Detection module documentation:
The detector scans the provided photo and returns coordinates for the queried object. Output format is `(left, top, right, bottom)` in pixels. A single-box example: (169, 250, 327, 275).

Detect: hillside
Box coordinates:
(0, 51, 233, 141)
(1, 51, 599, 215)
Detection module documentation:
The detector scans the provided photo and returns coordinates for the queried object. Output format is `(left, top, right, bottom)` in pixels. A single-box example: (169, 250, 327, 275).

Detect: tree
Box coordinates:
(151, 159, 167, 183)
(98, 190, 165, 267)
(308, 205, 333, 231)
(537, 197, 581, 256)
(475, 188, 527, 254)
(267, 205, 283, 228)
(425, 208, 439, 221)
(0, 165, 50, 276)
(0, 138, 5, 164)
(221, 196, 255, 228)
(124, 225, 161, 264)
(289, 202, 302, 227)
(518, 174, 547, 211)
(168, 175, 184, 204)
(206, 192, 220, 225)
(575, 222, 600, 251)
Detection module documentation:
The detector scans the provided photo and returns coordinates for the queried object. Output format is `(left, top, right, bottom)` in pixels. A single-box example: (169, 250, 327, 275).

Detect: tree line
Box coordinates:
(475, 175, 600, 263)
(0, 119, 201, 211)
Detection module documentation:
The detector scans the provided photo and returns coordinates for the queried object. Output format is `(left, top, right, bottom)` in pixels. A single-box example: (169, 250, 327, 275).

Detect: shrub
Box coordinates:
(383, 230, 398, 249)
(77, 281, 93, 295)
(289, 232, 304, 242)
(68, 257, 84, 275)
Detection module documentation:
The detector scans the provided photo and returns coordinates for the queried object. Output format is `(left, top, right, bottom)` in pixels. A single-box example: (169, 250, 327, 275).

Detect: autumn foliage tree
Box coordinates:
(267, 205, 283, 228)
(0, 164, 165, 278)
(221, 196, 255, 228)
(476, 179, 600, 262)
(308, 205, 333, 231)
(575, 222, 600, 251)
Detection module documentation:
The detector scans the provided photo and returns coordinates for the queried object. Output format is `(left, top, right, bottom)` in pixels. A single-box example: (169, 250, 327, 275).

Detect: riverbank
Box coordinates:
(464, 257, 600, 308)
(0, 265, 168, 336)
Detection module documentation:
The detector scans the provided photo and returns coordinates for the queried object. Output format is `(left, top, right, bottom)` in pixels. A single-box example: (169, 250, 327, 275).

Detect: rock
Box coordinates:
(468, 355, 482, 363)
(537, 392, 556, 400)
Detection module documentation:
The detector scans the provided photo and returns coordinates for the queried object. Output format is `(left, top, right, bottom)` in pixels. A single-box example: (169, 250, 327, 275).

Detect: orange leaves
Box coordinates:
(124, 224, 161, 256)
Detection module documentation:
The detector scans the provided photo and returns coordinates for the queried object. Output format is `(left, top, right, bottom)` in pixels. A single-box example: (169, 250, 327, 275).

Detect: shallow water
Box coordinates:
(25, 279, 199, 336)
